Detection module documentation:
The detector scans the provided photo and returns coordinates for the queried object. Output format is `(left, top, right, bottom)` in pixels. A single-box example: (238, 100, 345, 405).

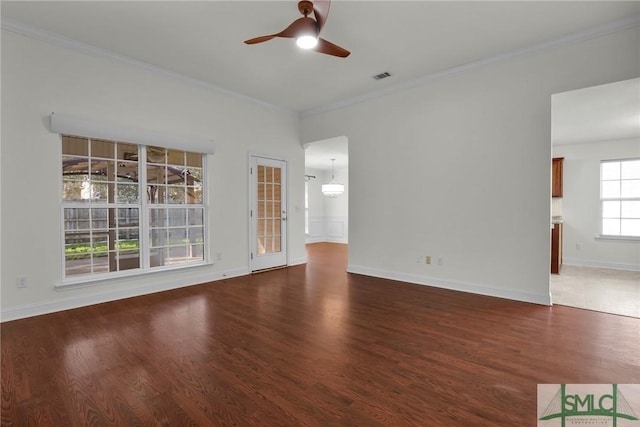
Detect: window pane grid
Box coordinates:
(63, 206, 141, 276)
(600, 159, 640, 237)
(62, 136, 206, 279)
(256, 165, 282, 255)
(148, 205, 205, 267)
(145, 147, 205, 269)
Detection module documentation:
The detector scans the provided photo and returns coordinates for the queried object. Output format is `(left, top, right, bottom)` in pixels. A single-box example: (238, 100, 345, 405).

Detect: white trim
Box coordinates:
(0, 18, 295, 117)
(563, 258, 640, 272)
(0, 267, 249, 323)
(596, 235, 640, 242)
(288, 256, 307, 267)
(305, 215, 348, 244)
(347, 264, 552, 306)
(305, 235, 326, 244)
(300, 13, 640, 118)
(51, 113, 216, 154)
(58, 261, 213, 289)
(140, 147, 150, 270)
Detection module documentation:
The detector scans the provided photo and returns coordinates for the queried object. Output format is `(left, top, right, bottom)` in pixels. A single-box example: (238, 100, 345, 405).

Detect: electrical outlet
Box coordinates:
(576, 243, 582, 251)
(216, 252, 222, 261)
(425, 256, 431, 265)
(415, 256, 422, 264)
(16, 277, 27, 288)
(437, 257, 444, 266)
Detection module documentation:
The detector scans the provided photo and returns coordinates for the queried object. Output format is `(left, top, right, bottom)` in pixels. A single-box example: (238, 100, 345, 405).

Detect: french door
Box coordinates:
(250, 155, 287, 271)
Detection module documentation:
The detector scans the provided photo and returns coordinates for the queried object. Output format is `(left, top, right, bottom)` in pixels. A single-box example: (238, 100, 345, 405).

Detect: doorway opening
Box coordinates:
(550, 78, 640, 318)
(304, 136, 349, 246)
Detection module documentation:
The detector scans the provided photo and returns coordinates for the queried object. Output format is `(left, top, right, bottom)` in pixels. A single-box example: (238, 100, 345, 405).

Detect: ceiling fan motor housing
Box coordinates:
(298, 1, 314, 16)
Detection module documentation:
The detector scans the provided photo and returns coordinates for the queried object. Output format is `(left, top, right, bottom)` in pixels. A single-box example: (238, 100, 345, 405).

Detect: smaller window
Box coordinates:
(600, 158, 640, 237)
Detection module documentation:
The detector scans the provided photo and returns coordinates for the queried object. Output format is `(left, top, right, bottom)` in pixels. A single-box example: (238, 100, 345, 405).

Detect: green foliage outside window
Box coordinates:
(65, 241, 139, 259)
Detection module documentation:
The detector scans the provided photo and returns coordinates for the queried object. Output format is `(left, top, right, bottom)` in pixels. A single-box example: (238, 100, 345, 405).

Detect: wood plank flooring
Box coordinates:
(2, 242, 639, 426)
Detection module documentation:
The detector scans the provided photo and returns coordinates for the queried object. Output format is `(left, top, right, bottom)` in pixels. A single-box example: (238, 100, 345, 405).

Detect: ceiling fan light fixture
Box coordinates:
(296, 35, 318, 49)
(244, 0, 350, 58)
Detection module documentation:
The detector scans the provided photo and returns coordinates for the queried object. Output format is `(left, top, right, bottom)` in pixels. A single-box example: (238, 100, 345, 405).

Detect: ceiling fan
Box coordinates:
(244, 0, 350, 58)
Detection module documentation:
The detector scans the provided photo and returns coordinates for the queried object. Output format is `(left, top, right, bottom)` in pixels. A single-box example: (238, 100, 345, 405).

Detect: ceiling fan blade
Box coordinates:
(314, 37, 350, 58)
(277, 16, 316, 38)
(313, 0, 331, 33)
(244, 35, 277, 45)
(245, 17, 315, 45)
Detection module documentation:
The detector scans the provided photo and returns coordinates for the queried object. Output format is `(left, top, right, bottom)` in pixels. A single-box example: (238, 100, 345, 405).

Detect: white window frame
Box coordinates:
(599, 158, 640, 240)
(60, 136, 209, 286)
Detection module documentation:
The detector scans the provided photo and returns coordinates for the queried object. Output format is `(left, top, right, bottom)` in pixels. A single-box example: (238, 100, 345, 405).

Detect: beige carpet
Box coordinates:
(550, 264, 640, 318)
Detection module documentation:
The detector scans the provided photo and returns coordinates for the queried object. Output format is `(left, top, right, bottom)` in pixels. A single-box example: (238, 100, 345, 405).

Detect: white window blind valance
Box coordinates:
(50, 113, 215, 154)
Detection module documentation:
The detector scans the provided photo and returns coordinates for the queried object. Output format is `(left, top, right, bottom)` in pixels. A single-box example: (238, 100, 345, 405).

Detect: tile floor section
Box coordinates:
(551, 264, 640, 318)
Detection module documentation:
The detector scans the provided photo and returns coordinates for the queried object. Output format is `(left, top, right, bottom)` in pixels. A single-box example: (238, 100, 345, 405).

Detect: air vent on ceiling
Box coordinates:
(372, 72, 392, 80)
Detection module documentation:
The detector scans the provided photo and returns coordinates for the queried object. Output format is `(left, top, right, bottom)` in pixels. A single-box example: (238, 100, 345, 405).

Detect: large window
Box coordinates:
(62, 135, 206, 280)
(600, 158, 640, 237)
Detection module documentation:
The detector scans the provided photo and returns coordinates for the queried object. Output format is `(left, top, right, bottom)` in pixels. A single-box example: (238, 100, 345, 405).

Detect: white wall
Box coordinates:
(305, 167, 348, 243)
(553, 138, 640, 270)
(306, 167, 325, 241)
(301, 27, 640, 305)
(0, 30, 306, 321)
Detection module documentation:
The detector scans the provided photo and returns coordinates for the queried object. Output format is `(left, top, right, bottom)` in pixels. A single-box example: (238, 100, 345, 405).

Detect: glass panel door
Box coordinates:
(251, 156, 287, 271)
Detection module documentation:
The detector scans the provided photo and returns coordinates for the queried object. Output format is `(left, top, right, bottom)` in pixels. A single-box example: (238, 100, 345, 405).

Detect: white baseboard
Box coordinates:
(289, 256, 307, 266)
(325, 236, 348, 244)
(347, 264, 551, 306)
(0, 267, 249, 323)
(305, 237, 348, 244)
(563, 258, 640, 272)
(2, 260, 554, 322)
(305, 216, 348, 244)
(305, 236, 326, 244)
(304, 237, 325, 244)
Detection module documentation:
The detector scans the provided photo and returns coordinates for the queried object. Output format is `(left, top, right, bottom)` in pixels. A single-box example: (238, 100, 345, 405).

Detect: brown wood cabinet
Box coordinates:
(552, 157, 564, 197)
(551, 223, 563, 274)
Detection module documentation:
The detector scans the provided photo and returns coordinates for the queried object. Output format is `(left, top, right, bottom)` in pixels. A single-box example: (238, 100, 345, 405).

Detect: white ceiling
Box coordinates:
(2, 1, 639, 116)
(2, 1, 639, 167)
(552, 78, 640, 146)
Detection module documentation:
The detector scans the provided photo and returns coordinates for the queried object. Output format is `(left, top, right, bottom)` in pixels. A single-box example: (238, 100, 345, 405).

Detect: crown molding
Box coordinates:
(300, 13, 640, 118)
(0, 17, 298, 118)
(2, 13, 639, 120)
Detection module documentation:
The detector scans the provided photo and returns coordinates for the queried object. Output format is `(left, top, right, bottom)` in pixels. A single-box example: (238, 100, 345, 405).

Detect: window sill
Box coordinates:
(56, 261, 214, 291)
(596, 235, 640, 242)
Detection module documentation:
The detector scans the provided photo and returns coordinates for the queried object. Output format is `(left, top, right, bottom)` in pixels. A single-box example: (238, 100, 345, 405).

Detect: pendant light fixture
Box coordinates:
(322, 158, 344, 198)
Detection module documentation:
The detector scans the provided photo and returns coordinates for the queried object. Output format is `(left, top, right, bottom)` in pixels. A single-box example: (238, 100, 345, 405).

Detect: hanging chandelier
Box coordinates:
(321, 158, 344, 198)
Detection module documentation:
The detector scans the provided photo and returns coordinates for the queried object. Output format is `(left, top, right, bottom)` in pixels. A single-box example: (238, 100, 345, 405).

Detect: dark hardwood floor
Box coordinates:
(2, 243, 639, 426)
